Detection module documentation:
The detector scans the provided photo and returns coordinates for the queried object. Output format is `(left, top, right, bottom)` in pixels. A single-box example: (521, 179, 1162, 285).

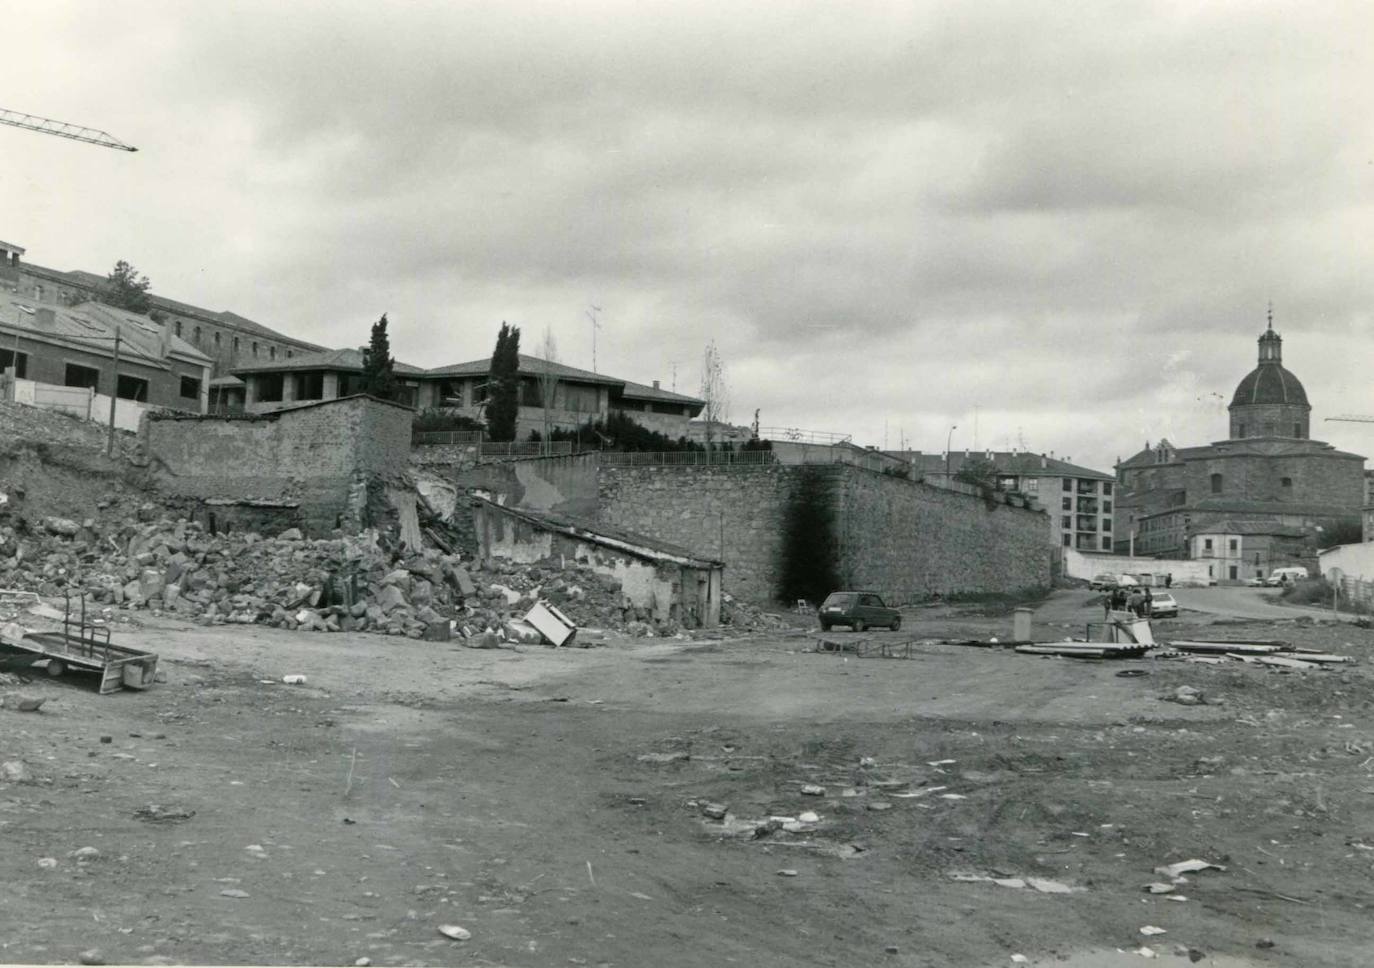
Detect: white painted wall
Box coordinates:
(6, 378, 146, 432)
(1320, 542, 1374, 581)
(1061, 546, 1213, 586)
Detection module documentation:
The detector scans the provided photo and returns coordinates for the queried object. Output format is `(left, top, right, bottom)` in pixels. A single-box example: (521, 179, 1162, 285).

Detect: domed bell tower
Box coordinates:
(1227, 307, 1311, 440)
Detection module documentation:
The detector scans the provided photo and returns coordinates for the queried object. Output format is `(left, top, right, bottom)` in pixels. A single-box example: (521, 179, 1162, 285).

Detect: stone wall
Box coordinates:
(145, 395, 412, 535)
(596, 463, 1050, 605)
(1229, 405, 1310, 440)
(1183, 447, 1364, 507)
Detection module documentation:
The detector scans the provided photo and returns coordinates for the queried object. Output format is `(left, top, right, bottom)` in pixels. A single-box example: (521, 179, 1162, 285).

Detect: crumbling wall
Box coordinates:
(453, 453, 601, 515)
(145, 396, 412, 536)
(597, 463, 1050, 605)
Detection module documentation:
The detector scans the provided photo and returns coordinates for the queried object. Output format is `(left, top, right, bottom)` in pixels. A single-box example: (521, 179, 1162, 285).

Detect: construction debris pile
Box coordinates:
(0, 509, 776, 639)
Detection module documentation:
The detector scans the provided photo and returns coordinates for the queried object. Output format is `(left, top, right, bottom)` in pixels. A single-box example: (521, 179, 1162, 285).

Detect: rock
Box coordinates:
(78, 948, 105, 965)
(69, 846, 101, 862)
(13, 696, 47, 712)
(1, 760, 32, 783)
(278, 528, 303, 541)
(437, 924, 471, 941)
(801, 784, 826, 796)
(43, 517, 80, 537)
(354, 959, 372, 967)
(777, 869, 798, 877)
(798, 811, 820, 823)
(422, 620, 451, 642)
(701, 802, 728, 820)
(377, 584, 409, 614)
(37, 857, 57, 869)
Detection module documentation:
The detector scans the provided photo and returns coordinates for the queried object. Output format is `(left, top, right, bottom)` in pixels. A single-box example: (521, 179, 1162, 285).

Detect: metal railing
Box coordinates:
(599, 450, 778, 466)
(758, 426, 852, 444)
(477, 440, 573, 457)
(413, 430, 483, 445)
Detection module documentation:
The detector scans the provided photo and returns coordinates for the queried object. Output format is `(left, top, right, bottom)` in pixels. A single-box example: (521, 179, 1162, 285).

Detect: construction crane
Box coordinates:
(0, 107, 137, 152)
(1325, 415, 1374, 424)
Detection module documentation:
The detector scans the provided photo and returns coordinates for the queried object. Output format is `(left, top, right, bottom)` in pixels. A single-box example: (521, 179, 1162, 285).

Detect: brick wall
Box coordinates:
(596, 463, 1050, 605)
(146, 395, 412, 535)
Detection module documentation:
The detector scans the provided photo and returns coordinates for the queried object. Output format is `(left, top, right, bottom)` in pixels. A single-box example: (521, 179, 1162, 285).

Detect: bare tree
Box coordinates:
(538, 327, 561, 450)
(699, 340, 729, 447)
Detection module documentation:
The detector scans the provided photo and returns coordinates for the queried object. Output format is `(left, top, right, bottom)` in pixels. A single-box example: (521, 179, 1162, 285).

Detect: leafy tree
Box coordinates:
(361, 314, 398, 400)
(487, 322, 521, 441)
(100, 260, 153, 315)
(953, 457, 997, 489)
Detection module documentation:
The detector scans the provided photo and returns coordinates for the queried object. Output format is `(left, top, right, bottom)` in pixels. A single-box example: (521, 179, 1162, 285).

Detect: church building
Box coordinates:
(1114, 316, 1365, 582)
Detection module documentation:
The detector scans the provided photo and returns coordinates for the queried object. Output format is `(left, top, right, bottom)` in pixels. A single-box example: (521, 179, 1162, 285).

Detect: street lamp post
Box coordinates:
(945, 425, 957, 482)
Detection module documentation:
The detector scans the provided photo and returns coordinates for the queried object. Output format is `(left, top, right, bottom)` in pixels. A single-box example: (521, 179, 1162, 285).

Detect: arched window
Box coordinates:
(233, 337, 240, 353)
(174, 320, 182, 337)
(1210, 473, 1222, 494)
(193, 326, 201, 344)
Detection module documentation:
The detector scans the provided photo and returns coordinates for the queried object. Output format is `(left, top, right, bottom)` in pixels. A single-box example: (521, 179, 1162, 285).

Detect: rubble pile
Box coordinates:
(0, 507, 781, 638)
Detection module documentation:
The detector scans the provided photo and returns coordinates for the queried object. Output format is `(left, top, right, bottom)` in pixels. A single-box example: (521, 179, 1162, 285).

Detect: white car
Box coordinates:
(1244, 577, 1266, 587)
(1150, 593, 1179, 618)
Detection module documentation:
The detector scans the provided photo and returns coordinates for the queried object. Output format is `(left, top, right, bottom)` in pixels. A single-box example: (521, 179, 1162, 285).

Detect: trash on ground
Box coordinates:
(1155, 859, 1226, 879)
(438, 924, 472, 941)
(1140, 925, 1167, 936)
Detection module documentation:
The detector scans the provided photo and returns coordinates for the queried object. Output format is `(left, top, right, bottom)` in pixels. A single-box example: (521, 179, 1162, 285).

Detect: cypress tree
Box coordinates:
(487, 322, 521, 441)
(361, 314, 397, 400)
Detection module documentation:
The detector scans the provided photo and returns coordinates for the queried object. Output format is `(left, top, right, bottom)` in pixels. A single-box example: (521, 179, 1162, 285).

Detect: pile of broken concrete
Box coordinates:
(0, 509, 726, 640)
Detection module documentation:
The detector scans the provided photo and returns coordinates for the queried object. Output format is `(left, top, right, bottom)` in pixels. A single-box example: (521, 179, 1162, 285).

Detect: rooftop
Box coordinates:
(0, 291, 211, 368)
(232, 346, 427, 376)
(899, 450, 1115, 482)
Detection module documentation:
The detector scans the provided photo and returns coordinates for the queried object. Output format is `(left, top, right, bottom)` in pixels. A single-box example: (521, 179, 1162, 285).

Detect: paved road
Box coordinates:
(1034, 585, 1349, 624)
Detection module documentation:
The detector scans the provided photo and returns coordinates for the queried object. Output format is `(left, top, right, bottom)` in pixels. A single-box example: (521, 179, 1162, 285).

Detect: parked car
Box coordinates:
(1089, 574, 1118, 591)
(1244, 577, 1267, 587)
(1149, 593, 1179, 618)
(1115, 574, 1140, 588)
(818, 591, 901, 632)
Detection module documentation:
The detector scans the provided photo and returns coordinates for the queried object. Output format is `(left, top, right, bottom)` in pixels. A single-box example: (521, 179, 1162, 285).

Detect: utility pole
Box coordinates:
(106, 325, 120, 456)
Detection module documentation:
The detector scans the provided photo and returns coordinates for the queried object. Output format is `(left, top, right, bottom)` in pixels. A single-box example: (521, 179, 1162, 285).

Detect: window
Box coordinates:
(180, 376, 201, 399)
(115, 374, 149, 402)
(269, 346, 276, 360)
(1103, 482, 1112, 496)
(0, 348, 28, 378)
(1281, 477, 1292, 489)
(1101, 537, 1111, 550)
(174, 320, 182, 337)
(64, 362, 100, 391)
(1025, 478, 1038, 493)
(1061, 497, 1072, 511)
(1293, 423, 1301, 438)
(34, 284, 43, 301)
(233, 337, 240, 353)
(1062, 534, 1071, 546)
(1210, 473, 1222, 494)
(1228, 538, 1238, 551)
(1061, 516, 1071, 529)
(1237, 423, 1246, 438)
(1103, 500, 1112, 513)
(286, 350, 294, 359)
(1229, 565, 1238, 580)
(1062, 479, 1072, 491)
(252, 341, 258, 357)
(214, 332, 221, 348)
(339, 373, 366, 396)
(295, 371, 324, 401)
(256, 373, 284, 403)
(1103, 518, 1112, 532)
(193, 326, 201, 344)
(1204, 538, 1214, 552)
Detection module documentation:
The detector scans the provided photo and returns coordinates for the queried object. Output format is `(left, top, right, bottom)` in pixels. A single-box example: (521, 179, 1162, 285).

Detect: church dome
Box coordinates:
(1230, 363, 1309, 408)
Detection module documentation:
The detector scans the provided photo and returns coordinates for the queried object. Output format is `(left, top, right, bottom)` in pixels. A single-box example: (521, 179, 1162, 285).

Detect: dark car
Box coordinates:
(818, 591, 901, 632)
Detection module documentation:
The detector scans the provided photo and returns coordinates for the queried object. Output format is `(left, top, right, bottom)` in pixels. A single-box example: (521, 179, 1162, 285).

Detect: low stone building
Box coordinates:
(472, 498, 723, 627)
(145, 395, 413, 536)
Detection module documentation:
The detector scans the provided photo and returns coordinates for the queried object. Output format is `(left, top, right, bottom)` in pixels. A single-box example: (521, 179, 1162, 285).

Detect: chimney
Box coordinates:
(652, 380, 660, 390)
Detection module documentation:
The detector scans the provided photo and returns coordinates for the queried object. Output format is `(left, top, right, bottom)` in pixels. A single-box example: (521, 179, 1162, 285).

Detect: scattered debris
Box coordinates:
(701, 802, 728, 820)
(219, 889, 250, 899)
(1154, 859, 1226, 879)
(777, 869, 798, 877)
(638, 751, 689, 764)
(78, 949, 105, 965)
(1140, 925, 1167, 936)
(801, 784, 826, 796)
(282, 675, 307, 685)
(134, 804, 196, 824)
(437, 924, 472, 941)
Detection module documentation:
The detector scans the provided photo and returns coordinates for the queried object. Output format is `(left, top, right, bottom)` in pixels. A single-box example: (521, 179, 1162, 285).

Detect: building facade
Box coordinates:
(1114, 318, 1365, 580)
(0, 241, 323, 378)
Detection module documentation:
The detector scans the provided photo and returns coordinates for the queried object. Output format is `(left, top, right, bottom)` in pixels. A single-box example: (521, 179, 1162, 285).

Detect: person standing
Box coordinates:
(1144, 587, 1154, 618)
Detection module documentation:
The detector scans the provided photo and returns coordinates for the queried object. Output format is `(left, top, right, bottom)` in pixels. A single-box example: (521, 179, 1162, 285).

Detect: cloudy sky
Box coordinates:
(5, 1, 1372, 469)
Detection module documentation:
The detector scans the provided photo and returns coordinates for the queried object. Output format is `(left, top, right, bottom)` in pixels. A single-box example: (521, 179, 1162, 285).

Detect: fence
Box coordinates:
(599, 450, 778, 467)
(413, 430, 484, 446)
(477, 440, 573, 458)
(1335, 575, 1374, 612)
(3, 376, 149, 433)
(758, 426, 853, 445)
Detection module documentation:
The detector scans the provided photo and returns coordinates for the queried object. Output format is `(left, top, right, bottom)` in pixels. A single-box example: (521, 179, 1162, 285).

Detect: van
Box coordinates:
(1265, 566, 1309, 587)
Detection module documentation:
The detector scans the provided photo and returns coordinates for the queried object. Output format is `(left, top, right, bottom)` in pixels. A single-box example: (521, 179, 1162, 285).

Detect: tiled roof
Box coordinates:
(1187, 517, 1309, 537)
(425, 353, 624, 385)
(231, 346, 426, 376)
(19, 263, 324, 351)
(617, 378, 705, 407)
(901, 450, 1114, 482)
(1231, 363, 1309, 407)
(0, 291, 211, 367)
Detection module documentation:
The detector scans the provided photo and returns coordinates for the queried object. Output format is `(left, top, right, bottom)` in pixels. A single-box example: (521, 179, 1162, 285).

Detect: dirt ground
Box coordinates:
(3, 589, 1373, 967)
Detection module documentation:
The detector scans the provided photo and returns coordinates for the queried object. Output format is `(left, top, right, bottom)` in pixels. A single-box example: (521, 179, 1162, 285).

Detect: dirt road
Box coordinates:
(3, 595, 1373, 966)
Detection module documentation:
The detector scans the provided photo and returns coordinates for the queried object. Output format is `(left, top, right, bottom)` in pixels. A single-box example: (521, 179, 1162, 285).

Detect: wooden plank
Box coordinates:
(1171, 640, 1281, 655)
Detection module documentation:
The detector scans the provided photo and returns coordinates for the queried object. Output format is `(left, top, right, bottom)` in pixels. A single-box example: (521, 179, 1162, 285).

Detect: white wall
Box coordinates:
(1062, 546, 1213, 586)
(1320, 542, 1374, 581)
(5, 378, 147, 432)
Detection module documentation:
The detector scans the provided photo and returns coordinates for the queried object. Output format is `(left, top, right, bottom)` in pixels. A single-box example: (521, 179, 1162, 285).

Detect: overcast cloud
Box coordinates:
(4, 1, 1372, 469)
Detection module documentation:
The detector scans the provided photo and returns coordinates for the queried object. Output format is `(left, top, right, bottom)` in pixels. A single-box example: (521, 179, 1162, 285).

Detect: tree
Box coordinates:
(100, 260, 152, 315)
(699, 340, 729, 447)
(361, 314, 398, 400)
(953, 456, 998, 490)
(487, 322, 521, 441)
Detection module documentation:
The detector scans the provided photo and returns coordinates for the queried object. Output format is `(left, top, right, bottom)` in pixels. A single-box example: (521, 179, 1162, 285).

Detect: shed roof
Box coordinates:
(475, 498, 723, 568)
(0, 292, 211, 368)
(232, 346, 426, 376)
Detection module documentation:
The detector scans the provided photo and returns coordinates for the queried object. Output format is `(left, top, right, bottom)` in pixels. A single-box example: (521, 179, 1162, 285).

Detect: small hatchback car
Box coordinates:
(817, 591, 901, 632)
